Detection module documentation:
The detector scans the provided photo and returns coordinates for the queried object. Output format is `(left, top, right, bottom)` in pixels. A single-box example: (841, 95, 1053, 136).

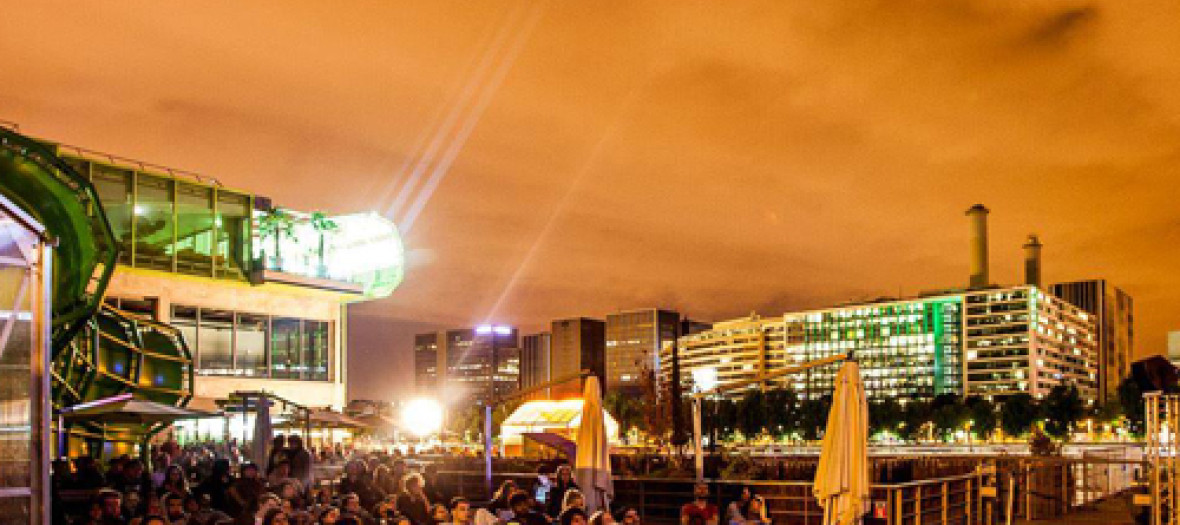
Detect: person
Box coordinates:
(229, 463, 266, 517)
(238, 493, 281, 525)
(429, 504, 449, 525)
(486, 481, 517, 522)
(160, 465, 191, 499)
(183, 493, 231, 525)
(561, 490, 585, 514)
(338, 460, 382, 511)
(262, 508, 290, 525)
(372, 495, 398, 524)
(395, 473, 431, 525)
(587, 511, 613, 525)
(98, 490, 127, 525)
(315, 506, 340, 525)
(74, 457, 108, 490)
(114, 460, 152, 499)
(531, 466, 552, 514)
(546, 466, 577, 518)
(680, 483, 718, 525)
(267, 436, 289, 476)
(340, 493, 376, 525)
(422, 464, 445, 505)
(287, 436, 314, 490)
(373, 465, 398, 496)
(741, 496, 769, 525)
(724, 487, 752, 525)
(194, 459, 233, 514)
(558, 508, 587, 525)
(620, 508, 640, 525)
(505, 492, 547, 525)
(162, 494, 186, 525)
(75, 501, 104, 525)
(448, 498, 470, 525)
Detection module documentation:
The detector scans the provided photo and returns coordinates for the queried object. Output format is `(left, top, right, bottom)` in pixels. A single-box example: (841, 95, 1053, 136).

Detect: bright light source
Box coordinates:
(692, 367, 718, 393)
(133, 205, 147, 216)
(476, 325, 493, 335)
(493, 326, 512, 336)
(402, 398, 443, 437)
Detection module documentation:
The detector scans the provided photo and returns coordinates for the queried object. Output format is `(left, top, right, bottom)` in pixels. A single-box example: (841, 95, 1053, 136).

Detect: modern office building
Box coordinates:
(605, 309, 682, 395)
(662, 285, 1099, 403)
(550, 318, 605, 398)
(1050, 279, 1134, 403)
(413, 326, 520, 406)
(53, 143, 404, 413)
(520, 332, 552, 399)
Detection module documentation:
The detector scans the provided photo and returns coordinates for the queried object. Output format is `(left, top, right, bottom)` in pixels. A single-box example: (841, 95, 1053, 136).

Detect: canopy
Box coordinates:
(308, 410, 368, 428)
(60, 394, 217, 425)
(813, 361, 870, 525)
(523, 432, 577, 458)
(574, 376, 613, 515)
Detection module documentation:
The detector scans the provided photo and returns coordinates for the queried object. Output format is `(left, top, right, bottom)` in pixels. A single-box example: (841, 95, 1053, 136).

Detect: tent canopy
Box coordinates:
(60, 393, 217, 425)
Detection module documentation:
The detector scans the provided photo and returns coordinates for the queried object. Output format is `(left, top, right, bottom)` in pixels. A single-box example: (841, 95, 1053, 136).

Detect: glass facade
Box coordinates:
(604, 310, 680, 395)
(61, 154, 253, 280)
(172, 305, 332, 381)
(784, 297, 963, 401)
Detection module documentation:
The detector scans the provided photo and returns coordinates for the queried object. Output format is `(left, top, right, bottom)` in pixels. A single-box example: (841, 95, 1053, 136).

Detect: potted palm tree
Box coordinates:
(256, 207, 295, 271)
(309, 211, 338, 278)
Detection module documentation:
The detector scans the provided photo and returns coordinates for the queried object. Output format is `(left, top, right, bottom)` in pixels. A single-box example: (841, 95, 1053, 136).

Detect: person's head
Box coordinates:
(562, 489, 584, 511)
(272, 461, 292, 478)
(183, 495, 201, 514)
(123, 491, 141, 512)
(242, 462, 261, 479)
(693, 483, 709, 501)
(258, 493, 282, 516)
(317, 506, 340, 525)
(273, 435, 288, 449)
(402, 472, 424, 495)
(278, 481, 299, 501)
(589, 511, 614, 525)
(164, 494, 186, 520)
(748, 496, 766, 519)
(494, 480, 517, 502)
(289, 435, 304, 450)
(424, 464, 438, 479)
(124, 459, 145, 478)
(559, 508, 588, 525)
(342, 493, 362, 513)
(98, 491, 122, 517)
(509, 492, 532, 514)
(263, 508, 290, 525)
(164, 465, 185, 484)
(431, 503, 449, 522)
(556, 465, 573, 484)
(449, 498, 470, 523)
(345, 459, 367, 478)
(739, 486, 752, 503)
(621, 508, 640, 525)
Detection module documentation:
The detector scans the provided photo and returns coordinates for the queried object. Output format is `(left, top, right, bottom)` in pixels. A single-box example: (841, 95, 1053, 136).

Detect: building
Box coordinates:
(662, 285, 1099, 403)
(413, 326, 520, 407)
(1050, 280, 1134, 404)
(55, 144, 404, 412)
(550, 318, 605, 398)
(605, 309, 682, 395)
(520, 332, 552, 399)
(1169, 332, 1180, 366)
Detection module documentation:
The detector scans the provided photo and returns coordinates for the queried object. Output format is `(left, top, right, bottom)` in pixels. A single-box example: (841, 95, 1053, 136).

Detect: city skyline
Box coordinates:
(2, 2, 1178, 402)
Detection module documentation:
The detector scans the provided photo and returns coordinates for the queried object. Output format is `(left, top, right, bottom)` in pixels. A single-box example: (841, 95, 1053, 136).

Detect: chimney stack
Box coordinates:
(1023, 234, 1043, 288)
(966, 204, 990, 289)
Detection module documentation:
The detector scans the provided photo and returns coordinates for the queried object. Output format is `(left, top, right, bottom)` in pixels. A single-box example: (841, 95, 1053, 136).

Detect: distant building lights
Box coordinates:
(475, 325, 493, 335)
(493, 326, 513, 336)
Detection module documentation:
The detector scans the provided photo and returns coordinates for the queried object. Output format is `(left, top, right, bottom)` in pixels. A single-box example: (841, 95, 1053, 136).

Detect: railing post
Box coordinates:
(895, 488, 903, 525)
(942, 481, 948, 525)
(966, 478, 972, 525)
(915, 486, 921, 525)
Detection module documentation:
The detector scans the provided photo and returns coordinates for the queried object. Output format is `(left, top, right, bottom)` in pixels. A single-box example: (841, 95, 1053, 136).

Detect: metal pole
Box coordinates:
(692, 397, 703, 480)
(484, 404, 493, 497)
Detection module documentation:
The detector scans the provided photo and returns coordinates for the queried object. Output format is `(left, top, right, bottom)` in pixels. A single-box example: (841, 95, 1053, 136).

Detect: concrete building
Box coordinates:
(413, 326, 520, 407)
(549, 318, 605, 398)
(60, 146, 404, 412)
(604, 309, 682, 395)
(1050, 279, 1134, 404)
(520, 332, 552, 399)
(662, 285, 1098, 403)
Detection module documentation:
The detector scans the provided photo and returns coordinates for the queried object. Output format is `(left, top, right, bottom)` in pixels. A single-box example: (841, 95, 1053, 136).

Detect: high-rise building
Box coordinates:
(1169, 331, 1180, 367)
(605, 309, 682, 395)
(1050, 280, 1134, 404)
(520, 332, 552, 399)
(662, 285, 1099, 403)
(550, 318, 605, 398)
(413, 326, 519, 406)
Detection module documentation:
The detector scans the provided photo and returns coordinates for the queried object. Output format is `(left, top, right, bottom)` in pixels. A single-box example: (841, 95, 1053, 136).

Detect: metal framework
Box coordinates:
(1146, 392, 1180, 525)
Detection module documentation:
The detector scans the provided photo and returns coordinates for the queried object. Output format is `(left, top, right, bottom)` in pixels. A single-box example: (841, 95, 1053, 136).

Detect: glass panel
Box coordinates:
(172, 305, 199, 365)
(304, 321, 330, 381)
(216, 191, 250, 280)
(91, 163, 134, 264)
(236, 313, 268, 377)
(133, 174, 174, 270)
(175, 182, 214, 277)
(197, 309, 233, 375)
(270, 318, 301, 379)
(0, 222, 33, 490)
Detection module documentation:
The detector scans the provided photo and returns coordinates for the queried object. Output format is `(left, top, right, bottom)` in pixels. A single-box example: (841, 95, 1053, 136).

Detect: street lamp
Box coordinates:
(402, 398, 444, 438)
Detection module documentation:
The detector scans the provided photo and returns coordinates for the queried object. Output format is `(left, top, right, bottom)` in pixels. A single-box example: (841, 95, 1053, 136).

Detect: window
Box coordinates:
(91, 163, 134, 264)
(236, 313, 268, 376)
(216, 191, 251, 280)
(198, 309, 234, 374)
(175, 182, 214, 276)
(271, 317, 302, 379)
(177, 305, 332, 381)
(134, 174, 175, 271)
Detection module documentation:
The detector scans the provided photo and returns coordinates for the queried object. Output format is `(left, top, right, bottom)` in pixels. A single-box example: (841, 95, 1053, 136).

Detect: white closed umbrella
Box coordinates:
(575, 376, 613, 515)
(813, 360, 870, 525)
(253, 397, 273, 467)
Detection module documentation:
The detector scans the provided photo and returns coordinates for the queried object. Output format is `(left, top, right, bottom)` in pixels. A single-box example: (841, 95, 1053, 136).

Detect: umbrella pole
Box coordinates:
(692, 396, 703, 481)
(484, 404, 493, 498)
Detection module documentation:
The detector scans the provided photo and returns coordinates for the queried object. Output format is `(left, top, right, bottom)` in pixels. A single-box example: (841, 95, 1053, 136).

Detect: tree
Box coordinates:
(1118, 377, 1145, 436)
(737, 390, 768, 442)
(869, 398, 904, 437)
(1043, 383, 1084, 439)
(1000, 393, 1040, 438)
(901, 400, 932, 441)
(932, 400, 968, 440)
(967, 397, 998, 441)
(309, 211, 338, 276)
(764, 388, 799, 439)
(257, 207, 295, 268)
(605, 392, 643, 439)
(798, 397, 831, 441)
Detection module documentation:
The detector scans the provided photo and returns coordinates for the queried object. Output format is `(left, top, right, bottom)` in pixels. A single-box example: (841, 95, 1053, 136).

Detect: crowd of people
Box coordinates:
(50, 435, 772, 525)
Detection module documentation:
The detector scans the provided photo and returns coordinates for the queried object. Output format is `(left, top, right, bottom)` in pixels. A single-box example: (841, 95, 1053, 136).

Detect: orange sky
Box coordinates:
(3, 1, 1178, 400)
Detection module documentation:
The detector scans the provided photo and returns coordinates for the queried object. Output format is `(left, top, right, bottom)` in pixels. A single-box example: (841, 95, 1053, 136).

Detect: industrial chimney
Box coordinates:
(1023, 234, 1043, 288)
(966, 204, 990, 289)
